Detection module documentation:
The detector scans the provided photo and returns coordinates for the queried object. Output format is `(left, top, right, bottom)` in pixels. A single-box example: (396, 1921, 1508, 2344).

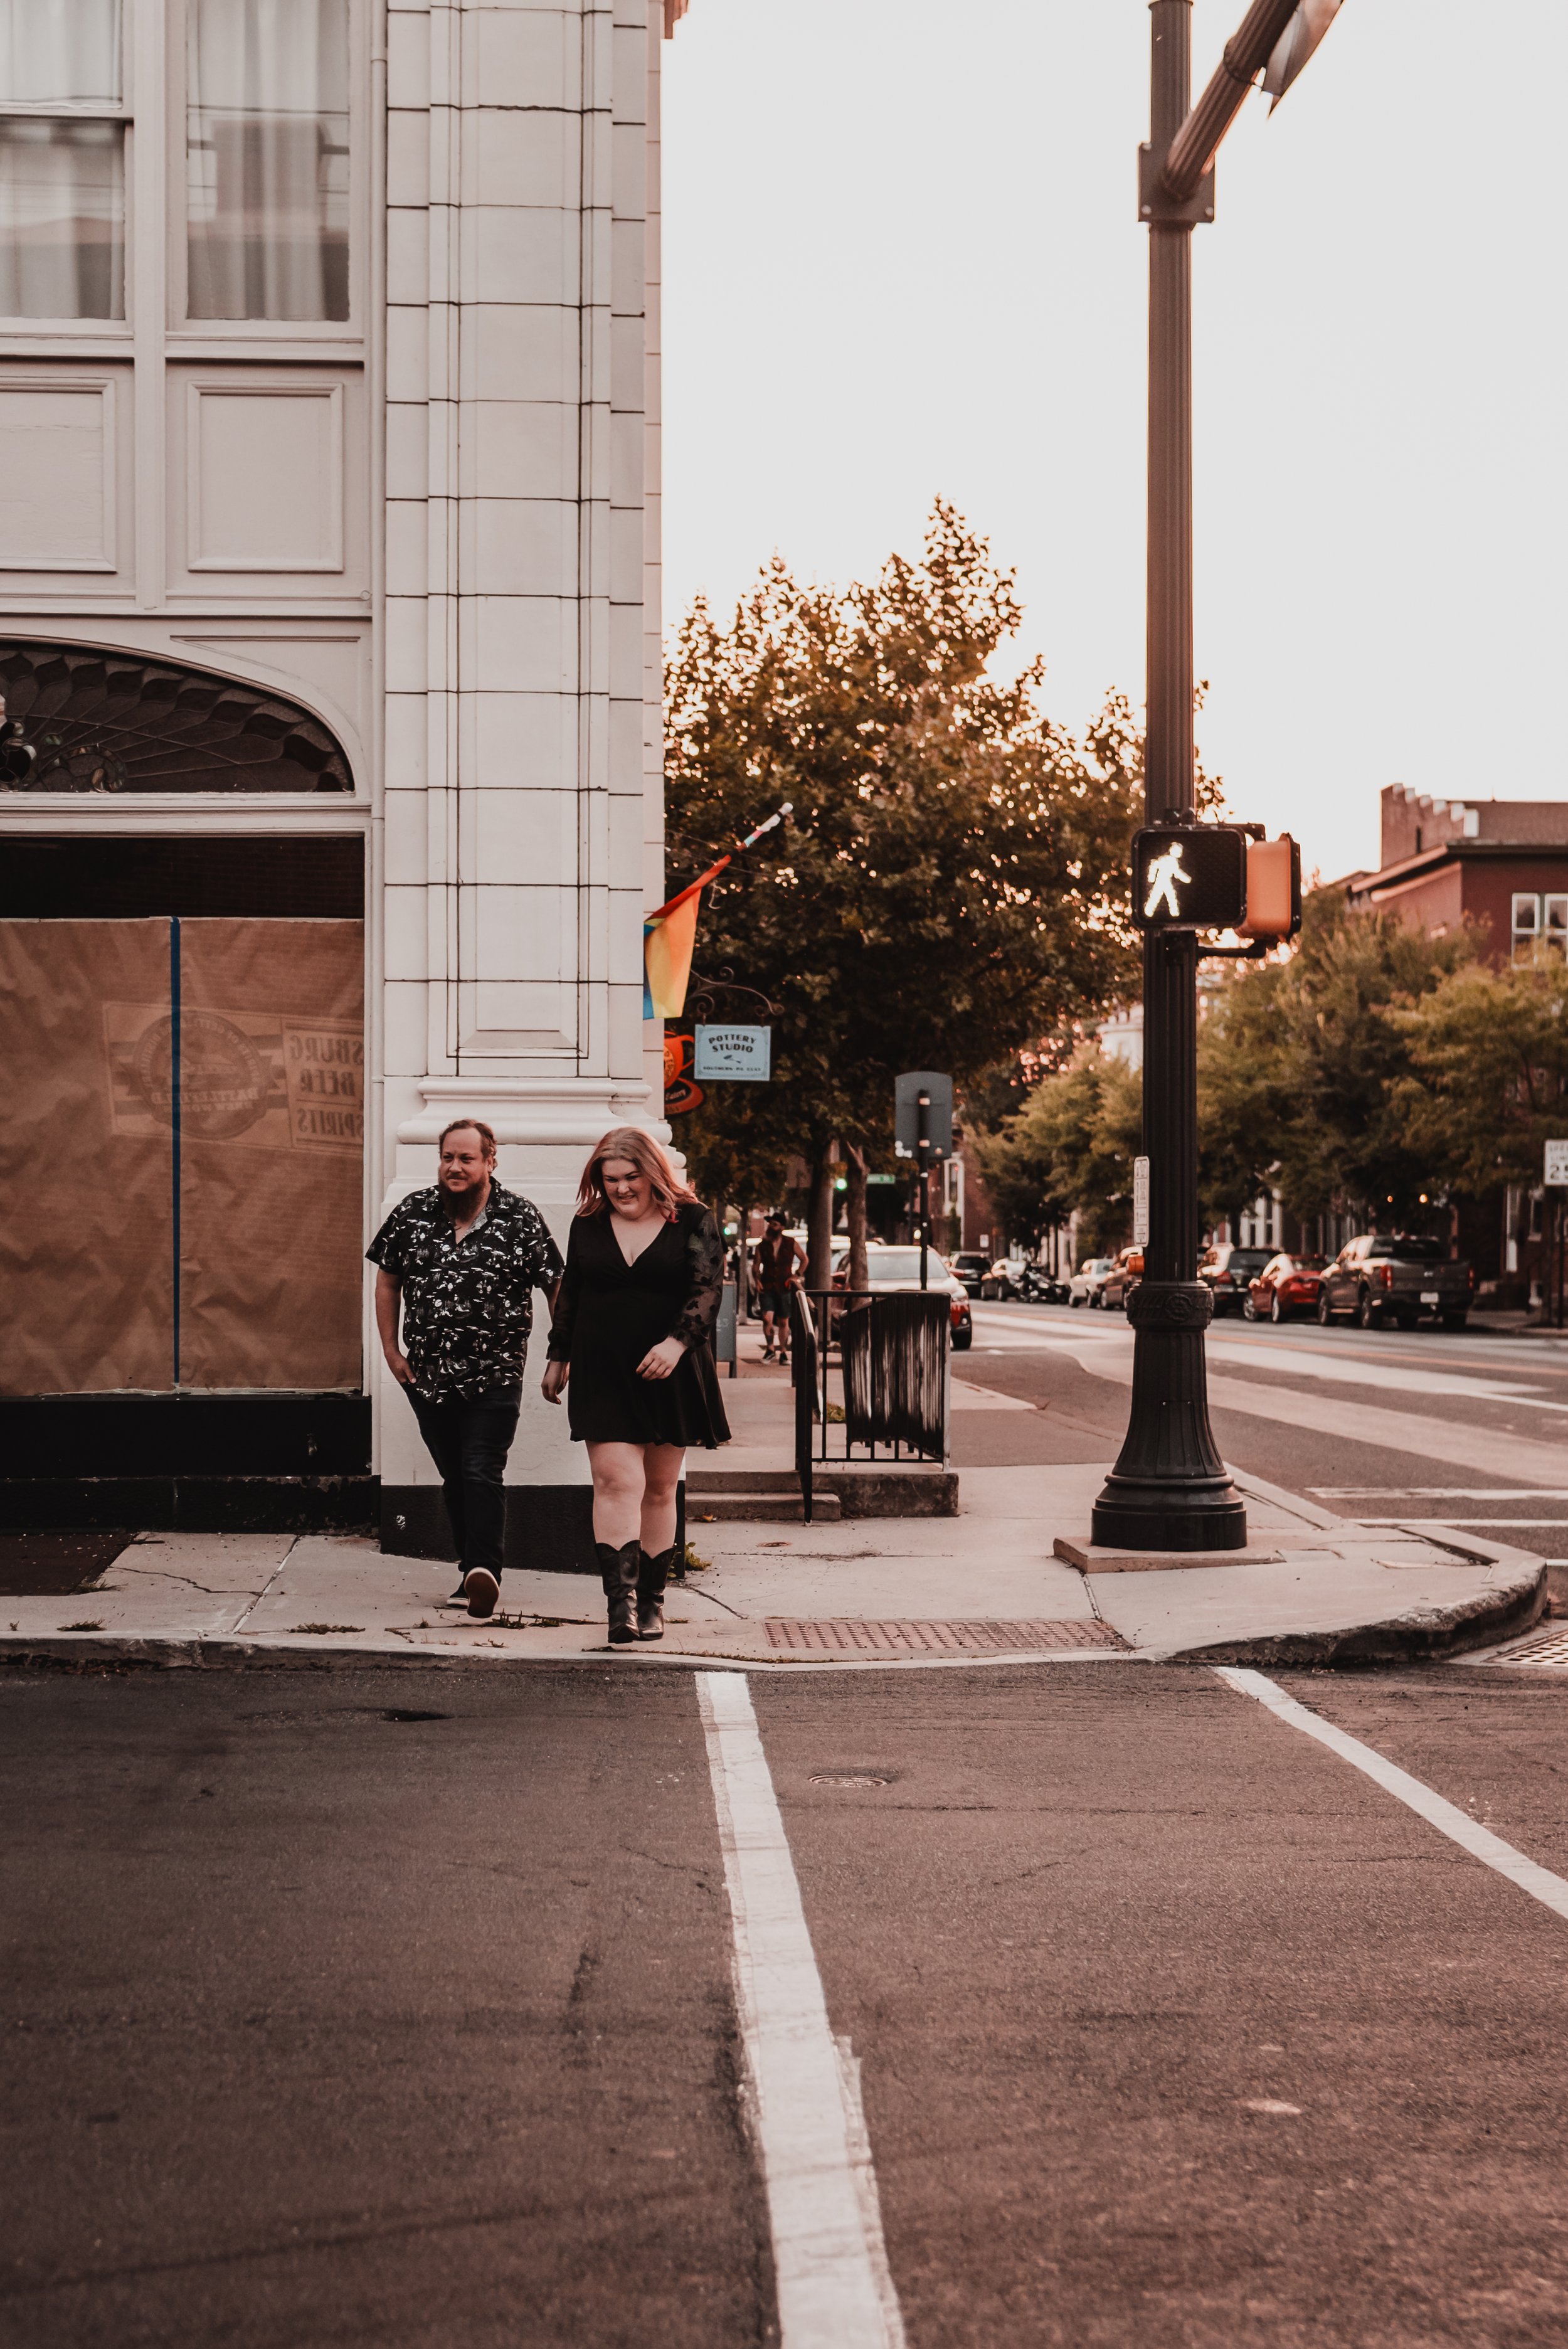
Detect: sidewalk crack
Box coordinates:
(231, 1538, 300, 1634)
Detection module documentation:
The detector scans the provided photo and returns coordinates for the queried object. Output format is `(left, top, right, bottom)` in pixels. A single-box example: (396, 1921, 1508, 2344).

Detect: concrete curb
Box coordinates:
(1155, 1559, 1547, 1669)
(0, 1638, 1137, 1677)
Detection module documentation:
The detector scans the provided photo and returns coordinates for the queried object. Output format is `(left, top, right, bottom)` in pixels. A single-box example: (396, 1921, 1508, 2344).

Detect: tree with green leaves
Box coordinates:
(973, 1044, 1143, 1258)
(1391, 952, 1568, 1197)
(663, 502, 1145, 1282)
(1192, 888, 1479, 1229)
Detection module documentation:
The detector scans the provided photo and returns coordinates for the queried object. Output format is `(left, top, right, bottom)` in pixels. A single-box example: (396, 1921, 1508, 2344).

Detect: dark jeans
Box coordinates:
(409, 1385, 522, 1581)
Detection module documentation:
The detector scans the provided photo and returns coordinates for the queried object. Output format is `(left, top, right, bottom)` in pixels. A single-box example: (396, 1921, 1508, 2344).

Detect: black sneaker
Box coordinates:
(464, 1567, 499, 1620)
(443, 1584, 467, 1608)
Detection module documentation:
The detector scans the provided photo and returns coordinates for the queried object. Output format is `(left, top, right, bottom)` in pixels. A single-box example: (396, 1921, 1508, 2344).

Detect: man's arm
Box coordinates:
(374, 1269, 415, 1387)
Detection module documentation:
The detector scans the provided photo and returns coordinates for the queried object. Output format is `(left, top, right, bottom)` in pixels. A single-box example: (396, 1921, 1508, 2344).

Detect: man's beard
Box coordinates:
(442, 1174, 487, 1218)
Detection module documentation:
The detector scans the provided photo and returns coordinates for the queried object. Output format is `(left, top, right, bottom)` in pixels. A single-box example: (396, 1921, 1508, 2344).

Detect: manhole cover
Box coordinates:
(1480, 1625, 1568, 1667)
(809, 1773, 894, 1788)
(763, 1618, 1126, 1654)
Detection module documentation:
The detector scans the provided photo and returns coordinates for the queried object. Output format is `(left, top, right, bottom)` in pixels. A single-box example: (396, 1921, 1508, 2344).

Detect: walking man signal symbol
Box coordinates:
(1143, 842, 1193, 921)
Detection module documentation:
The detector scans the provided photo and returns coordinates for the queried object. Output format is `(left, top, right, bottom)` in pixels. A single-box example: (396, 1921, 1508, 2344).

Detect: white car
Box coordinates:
(1068, 1257, 1115, 1308)
(830, 1241, 973, 1350)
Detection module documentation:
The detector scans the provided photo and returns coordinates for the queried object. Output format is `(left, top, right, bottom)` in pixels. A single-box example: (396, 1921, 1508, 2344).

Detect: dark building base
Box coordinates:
(0, 1399, 686, 1571)
(0, 1477, 376, 1533)
(0, 1395, 375, 1532)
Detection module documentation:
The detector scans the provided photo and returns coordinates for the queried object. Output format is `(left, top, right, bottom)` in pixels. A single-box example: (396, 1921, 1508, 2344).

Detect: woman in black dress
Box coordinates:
(541, 1127, 729, 1643)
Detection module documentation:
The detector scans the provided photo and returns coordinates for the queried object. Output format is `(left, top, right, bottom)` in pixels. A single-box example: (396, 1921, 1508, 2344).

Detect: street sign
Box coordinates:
(1131, 827, 1248, 931)
(1132, 1155, 1150, 1247)
(1263, 0, 1343, 110)
(1546, 1141, 1568, 1187)
(694, 1024, 771, 1081)
(662, 1032, 702, 1117)
(894, 1071, 953, 1162)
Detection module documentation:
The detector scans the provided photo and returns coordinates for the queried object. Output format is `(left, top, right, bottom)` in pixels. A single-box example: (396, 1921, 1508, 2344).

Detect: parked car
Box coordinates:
(1316, 1233, 1473, 1331)
(1068, 1257, 1116, 1308)
(1199, 1243, 1278, 1317)
(984, 1256, 1030, 1299)
(952, 1251, 991, 1298)
(1101, 1248, 1144, 1312)
(1243, 1253, 1327, 1323)
(830, 1242, 973, 1349)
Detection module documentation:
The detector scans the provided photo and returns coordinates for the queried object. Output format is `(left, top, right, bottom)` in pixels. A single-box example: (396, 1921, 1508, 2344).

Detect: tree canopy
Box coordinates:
(972, 1044, 1142, 1257)
(1392, 953, 1568, 1197)
(1194, 889, 1479, 1226)
(662, 504, 1145, 1256)
(976, 890, 1496, 1256)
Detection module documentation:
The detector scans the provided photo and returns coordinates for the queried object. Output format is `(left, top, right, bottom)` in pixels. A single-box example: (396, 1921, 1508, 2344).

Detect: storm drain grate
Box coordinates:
(1480, 1625, 1568, 1668)
(763, 1618, 1126, 1655)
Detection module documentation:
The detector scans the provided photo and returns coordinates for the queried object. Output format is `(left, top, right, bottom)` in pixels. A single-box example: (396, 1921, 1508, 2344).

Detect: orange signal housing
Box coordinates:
(1240, 837, 1300, 939)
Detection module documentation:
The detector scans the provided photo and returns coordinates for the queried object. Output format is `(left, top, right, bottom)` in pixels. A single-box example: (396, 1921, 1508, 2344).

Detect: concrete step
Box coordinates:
(686, 1490, 842, 1524)
(687, 1465, 957, 1519)
(687, 1470, 799, 1495)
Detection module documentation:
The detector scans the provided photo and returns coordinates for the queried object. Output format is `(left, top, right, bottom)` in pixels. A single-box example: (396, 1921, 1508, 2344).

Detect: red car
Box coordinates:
(1244, 1252, 1327, 1324)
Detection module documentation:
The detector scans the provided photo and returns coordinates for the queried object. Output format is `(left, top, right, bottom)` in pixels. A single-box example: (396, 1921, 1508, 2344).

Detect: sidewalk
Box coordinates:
(1, 1351, 1544, 1669)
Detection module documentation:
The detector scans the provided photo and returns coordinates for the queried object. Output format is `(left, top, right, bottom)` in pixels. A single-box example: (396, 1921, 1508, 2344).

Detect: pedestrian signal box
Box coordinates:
(1131, 826, 1247, 931)
(1238, 834, 1302, 941)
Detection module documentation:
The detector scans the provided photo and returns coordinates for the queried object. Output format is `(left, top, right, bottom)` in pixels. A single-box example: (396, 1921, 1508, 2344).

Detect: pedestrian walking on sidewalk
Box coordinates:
(752, 1212, 802, 1362)
(541, 1127, 730, 1645)
(368, 1119, 563, 1621)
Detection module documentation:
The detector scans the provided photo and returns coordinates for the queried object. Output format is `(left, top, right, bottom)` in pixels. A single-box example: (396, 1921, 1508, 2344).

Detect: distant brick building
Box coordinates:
(1337, 786, 1568, 1307)
(1345, 787, 1568, 963)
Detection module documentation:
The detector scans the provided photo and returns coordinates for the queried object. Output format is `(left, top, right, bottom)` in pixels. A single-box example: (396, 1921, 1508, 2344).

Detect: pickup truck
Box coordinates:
(1316, 1234, 1473, 1331)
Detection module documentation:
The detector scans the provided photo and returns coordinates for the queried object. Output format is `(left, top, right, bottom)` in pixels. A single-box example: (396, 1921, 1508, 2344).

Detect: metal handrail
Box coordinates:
(788, 1286, 948, 1525)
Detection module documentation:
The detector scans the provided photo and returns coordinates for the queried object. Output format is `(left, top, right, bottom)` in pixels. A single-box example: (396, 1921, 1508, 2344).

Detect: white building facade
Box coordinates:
(0, 0, 675, 1559)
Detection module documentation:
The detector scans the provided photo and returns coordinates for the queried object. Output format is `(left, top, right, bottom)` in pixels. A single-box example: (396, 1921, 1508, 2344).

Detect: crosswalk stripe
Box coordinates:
(697, 1671, 906, 2348)
(1218, 1667, 1568, 1924)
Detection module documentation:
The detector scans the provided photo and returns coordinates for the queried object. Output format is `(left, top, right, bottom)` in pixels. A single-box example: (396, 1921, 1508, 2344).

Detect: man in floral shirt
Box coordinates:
(368, 1119, 563, 1618)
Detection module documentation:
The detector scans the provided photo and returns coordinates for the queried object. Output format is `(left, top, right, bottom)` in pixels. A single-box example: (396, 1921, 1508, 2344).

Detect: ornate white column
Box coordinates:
(378, 0, 667, 1557)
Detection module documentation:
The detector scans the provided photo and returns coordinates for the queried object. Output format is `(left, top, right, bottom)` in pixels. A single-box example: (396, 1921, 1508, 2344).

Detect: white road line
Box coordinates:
(1312, 1488, 1568, 1501)
(1347, 1517, 1568, 1528)
(1217, 1668, 1568, 1926)
(696, 1672, 906, 2349)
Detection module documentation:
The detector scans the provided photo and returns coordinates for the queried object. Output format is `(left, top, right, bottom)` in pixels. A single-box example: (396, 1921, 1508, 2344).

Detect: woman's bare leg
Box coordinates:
(586, 1441, 645, 1547)
(640, 1444, 686, 1556)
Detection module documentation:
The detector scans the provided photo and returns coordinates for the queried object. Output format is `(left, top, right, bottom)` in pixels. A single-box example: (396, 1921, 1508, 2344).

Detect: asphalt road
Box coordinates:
(958, 1302, 1568, 1562)
(8, 1654, 1568, 2348)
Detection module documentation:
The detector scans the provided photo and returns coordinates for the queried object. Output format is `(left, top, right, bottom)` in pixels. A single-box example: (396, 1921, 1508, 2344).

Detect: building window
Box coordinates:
(0, 0, 125, 319)
(1545, 895, 1568, 954)
(1512, 893, 1541, 958)
(0, 641, 352, 792)
(186, 0, 349, 322)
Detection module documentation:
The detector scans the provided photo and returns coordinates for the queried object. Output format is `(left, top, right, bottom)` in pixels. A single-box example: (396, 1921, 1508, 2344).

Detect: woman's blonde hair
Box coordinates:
(576, 1126, 699, 1218)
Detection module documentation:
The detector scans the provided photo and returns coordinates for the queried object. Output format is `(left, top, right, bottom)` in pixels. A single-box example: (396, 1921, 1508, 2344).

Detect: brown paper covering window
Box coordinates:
(0, 915, 363, 1394)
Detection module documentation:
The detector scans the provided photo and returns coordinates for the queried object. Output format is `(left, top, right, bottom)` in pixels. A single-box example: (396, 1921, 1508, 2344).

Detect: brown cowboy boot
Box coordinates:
(596, 1539, 641, 1646)
(637, 1542, 676, 1640)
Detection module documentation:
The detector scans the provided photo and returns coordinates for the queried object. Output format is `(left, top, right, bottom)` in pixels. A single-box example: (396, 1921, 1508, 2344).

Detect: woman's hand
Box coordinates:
(541, 1359, 569, 1404)
(635, 1335, 686, 1381)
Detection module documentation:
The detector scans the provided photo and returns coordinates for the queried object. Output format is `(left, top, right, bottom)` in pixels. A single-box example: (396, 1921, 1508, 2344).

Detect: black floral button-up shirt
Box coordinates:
(366, 1179, 564, 1401)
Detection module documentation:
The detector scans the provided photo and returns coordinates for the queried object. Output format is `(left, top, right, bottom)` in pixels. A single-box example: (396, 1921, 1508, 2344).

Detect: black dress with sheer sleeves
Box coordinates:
(546, 1200, 732, 1448)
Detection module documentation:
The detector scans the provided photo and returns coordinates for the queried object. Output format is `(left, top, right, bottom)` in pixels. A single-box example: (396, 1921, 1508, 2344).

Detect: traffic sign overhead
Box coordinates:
(894, 1071, 953, 1164)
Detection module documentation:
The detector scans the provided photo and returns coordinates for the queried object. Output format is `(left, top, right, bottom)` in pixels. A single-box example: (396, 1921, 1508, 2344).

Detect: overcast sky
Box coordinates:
(661, 1, 1567, 882)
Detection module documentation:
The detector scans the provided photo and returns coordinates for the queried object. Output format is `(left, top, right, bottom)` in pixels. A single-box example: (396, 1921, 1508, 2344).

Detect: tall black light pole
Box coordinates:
(1091, 0, 1322, 1553)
